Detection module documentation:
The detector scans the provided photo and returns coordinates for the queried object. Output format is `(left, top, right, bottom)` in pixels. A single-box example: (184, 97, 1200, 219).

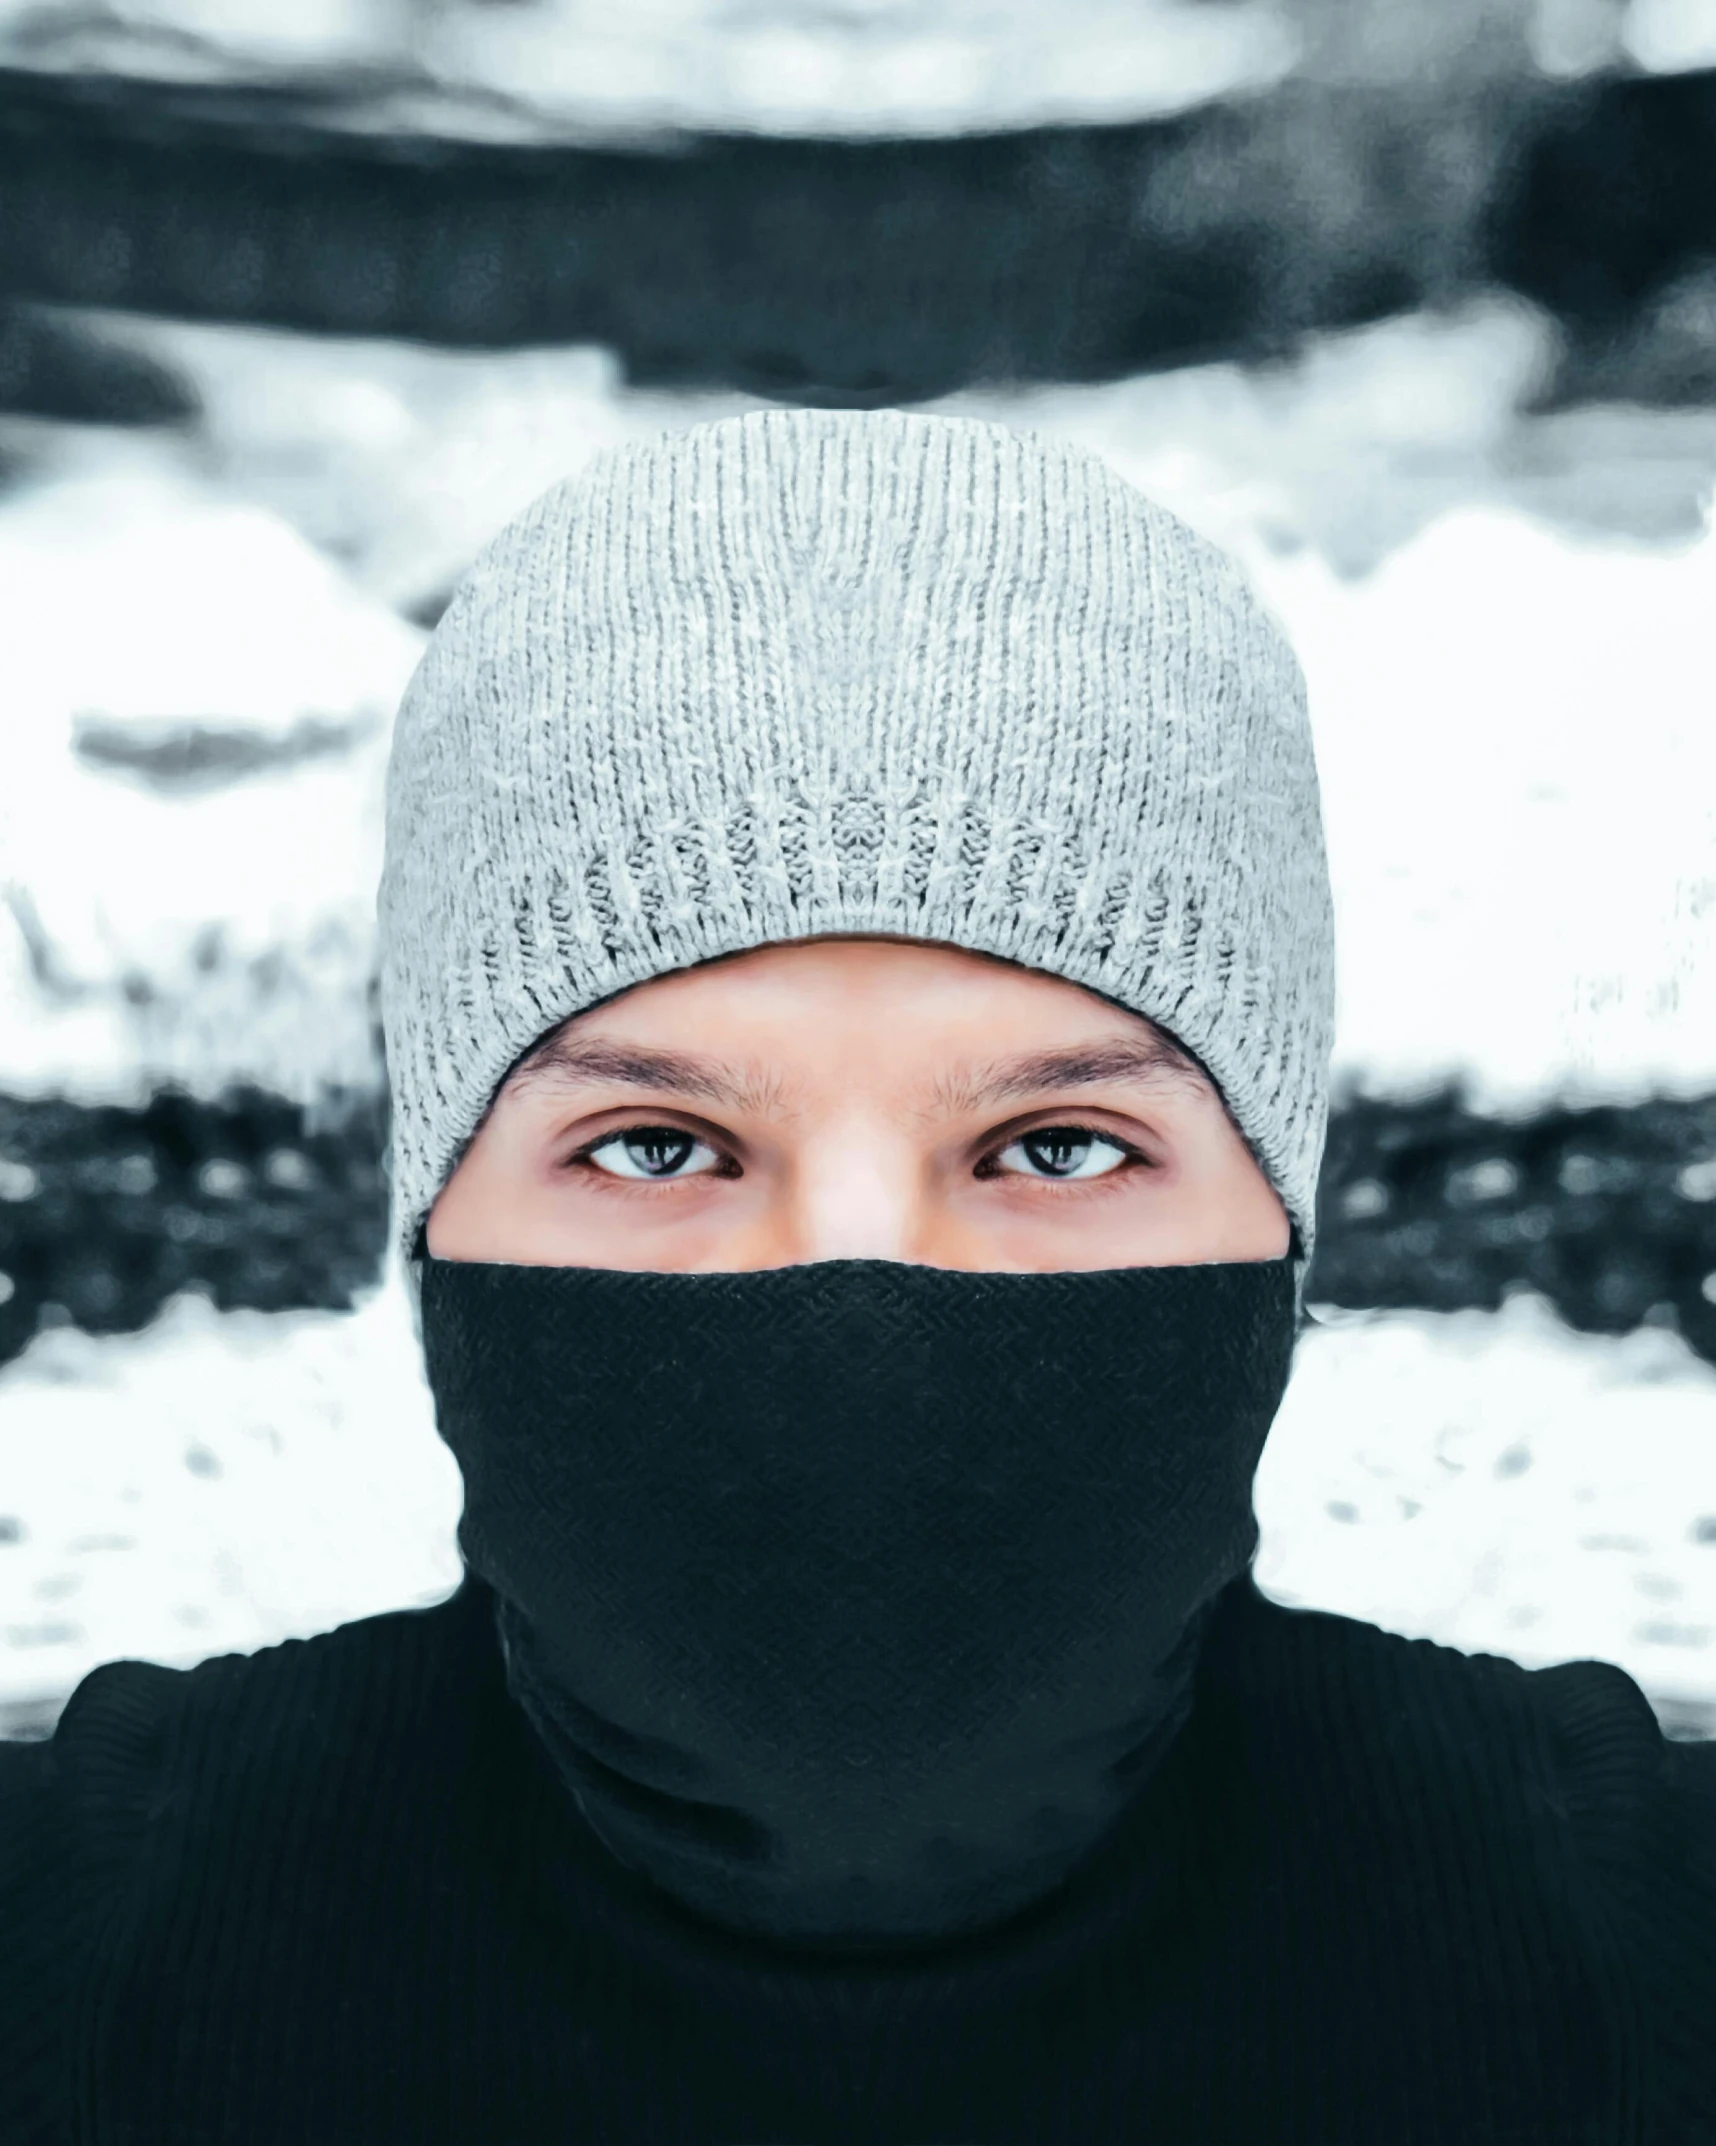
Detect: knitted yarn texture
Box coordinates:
(376, 407, 1336, 1334)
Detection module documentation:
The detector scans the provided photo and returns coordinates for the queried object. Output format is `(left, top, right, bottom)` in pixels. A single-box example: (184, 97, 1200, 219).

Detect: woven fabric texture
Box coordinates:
(376, 407, 1337, 1327)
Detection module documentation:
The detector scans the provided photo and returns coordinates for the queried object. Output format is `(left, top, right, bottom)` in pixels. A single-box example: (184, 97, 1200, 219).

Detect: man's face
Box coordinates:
(425, 934, 1291, 1273)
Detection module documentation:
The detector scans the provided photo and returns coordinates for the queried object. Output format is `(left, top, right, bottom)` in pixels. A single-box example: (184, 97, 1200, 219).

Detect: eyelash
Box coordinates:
(559, 1121, 1153, 1198)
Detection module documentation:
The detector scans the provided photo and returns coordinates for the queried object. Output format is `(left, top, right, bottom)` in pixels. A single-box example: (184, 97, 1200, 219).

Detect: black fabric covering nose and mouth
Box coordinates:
(418, 1249, 1299, 1956)
(9, 1236, 1715, 2143)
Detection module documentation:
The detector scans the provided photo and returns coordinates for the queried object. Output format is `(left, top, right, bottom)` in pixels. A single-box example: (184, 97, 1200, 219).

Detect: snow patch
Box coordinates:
(3, 1259, 1711, 1725)
(1259, 1290, 1716, 1715)
(0, 461, 424, 1106)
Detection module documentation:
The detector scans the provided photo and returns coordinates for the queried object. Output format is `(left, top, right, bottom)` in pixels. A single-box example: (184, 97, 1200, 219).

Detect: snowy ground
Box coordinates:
(1, 290, 1713, 1737)
(4, 295, 1713, 1121)
(1, 0, 1713, 141)
(2, 1245, 1712, 1741)
(0, 0, 1302, 136)
(0, 0, 1668, 142)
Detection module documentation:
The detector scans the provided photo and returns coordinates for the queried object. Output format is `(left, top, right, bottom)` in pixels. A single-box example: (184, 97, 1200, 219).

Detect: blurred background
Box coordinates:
(1, 0, 1714, 1744)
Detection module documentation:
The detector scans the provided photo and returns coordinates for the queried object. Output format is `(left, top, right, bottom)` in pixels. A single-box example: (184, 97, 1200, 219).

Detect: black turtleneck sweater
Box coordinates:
(3, 1565, 1712, 2145)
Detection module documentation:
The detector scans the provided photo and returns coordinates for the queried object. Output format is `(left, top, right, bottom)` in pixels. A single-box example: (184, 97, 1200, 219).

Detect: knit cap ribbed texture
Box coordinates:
(377, 407, 1336, 1335)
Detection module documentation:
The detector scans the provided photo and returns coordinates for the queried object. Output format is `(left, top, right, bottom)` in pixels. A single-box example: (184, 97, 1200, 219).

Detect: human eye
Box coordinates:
(979, 1123, 1150, 1191)
(561, 1119, 1152, 1199)
(566, 1123, 730, 1192)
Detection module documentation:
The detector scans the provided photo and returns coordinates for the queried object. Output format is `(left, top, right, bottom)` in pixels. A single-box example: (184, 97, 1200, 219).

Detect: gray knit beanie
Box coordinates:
(376, 406, 1336, 1340)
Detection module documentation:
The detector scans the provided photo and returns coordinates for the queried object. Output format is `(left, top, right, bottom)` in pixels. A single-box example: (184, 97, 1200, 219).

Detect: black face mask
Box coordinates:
(418, 1249, 1299, 1958)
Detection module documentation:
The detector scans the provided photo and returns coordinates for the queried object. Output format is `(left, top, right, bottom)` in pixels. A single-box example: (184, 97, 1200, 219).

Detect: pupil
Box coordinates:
(1026, 1132, 1088, 1177)
(634, 1132, 694, 1176)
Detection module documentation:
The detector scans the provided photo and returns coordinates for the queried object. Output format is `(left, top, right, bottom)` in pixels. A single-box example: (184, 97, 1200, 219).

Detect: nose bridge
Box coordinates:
(783, 1102, 930, 1262)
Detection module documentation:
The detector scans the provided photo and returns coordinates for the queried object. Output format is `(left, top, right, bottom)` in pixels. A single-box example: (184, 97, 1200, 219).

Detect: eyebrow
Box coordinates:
(503, 1031, 1209, 1119)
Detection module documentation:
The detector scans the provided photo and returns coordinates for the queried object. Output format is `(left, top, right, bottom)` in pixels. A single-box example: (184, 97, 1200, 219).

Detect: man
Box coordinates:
(3, 408, 1711, 2143)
